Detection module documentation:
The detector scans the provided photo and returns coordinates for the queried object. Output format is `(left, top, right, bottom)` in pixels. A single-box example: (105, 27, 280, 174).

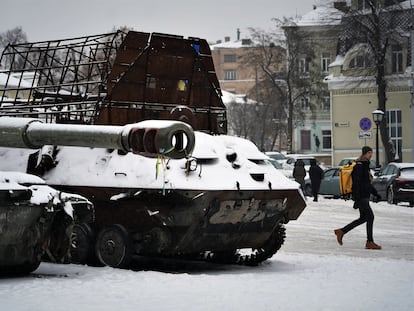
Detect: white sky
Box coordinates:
(1, 0, 327, 43)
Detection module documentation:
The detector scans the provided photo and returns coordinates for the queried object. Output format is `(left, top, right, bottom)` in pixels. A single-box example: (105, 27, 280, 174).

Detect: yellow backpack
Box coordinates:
(339, 161, 356, 199)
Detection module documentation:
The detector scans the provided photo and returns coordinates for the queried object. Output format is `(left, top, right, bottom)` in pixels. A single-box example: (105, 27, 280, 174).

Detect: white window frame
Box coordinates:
(321, 129, 331, 150)
(321, 52, 330, 73)
(391, 45, 403, 73)
(299, 58, 310, 74)
(386, 109, 402, 160)
(224, 70, 237, 80)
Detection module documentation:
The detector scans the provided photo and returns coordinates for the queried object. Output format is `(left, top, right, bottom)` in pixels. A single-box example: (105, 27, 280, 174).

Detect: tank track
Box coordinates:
(203, 225, 286, 266)
(70, 224, 286, 268)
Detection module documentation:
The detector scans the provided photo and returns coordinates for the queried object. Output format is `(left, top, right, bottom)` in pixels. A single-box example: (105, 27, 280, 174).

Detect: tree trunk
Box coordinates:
(377, 65, 395, 165)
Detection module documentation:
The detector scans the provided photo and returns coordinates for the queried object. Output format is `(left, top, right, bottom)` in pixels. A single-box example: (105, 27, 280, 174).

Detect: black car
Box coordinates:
(372, 162, 414, 206)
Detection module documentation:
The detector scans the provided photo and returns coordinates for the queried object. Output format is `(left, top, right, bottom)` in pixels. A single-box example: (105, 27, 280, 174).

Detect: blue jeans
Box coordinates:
(342, 198, 375, 242)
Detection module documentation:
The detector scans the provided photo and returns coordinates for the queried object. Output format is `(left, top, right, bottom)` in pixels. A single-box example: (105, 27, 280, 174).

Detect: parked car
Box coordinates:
(338, 157, 376, 170)
(282, 155, 326, 180)
(304, 167, 341, 198)
(268, 158, 293, 179)
(265, 151, 287, 164)
(372, 162, 414, 206)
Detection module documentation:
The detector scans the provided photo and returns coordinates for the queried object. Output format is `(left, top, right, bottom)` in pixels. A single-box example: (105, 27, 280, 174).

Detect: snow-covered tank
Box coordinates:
(0, 171, 93, 275)
(0, 30, 306, 268)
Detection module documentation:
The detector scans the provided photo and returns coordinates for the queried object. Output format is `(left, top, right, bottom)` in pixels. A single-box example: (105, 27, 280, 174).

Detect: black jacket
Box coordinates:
(352, 158, 378, 200)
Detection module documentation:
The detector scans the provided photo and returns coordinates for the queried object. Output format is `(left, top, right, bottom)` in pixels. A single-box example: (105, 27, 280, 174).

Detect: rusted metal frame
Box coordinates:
(66, 36, 90, 122)
(85, 36, 119, 120)
(140, 45, 153, 114)
(10, 32, 120, 49)
(0, 45, 18, 103)
(185, 42, 197, 111)
(0, 107, 97, 119)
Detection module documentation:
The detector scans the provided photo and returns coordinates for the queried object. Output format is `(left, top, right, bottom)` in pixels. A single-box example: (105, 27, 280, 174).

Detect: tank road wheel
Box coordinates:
(387, 186, 396, 205)
(95, 224, 132, 268)
(70, 223, 95, 265)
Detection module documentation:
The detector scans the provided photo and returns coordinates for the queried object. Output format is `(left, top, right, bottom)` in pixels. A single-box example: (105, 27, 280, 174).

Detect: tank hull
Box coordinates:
(0, 138, 306, 267)
(53, 186, 303, 255)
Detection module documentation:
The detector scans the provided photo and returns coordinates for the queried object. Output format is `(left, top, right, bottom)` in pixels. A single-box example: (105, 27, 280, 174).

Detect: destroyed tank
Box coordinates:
(0, 170, 93, 275)
(0, 31, 306, 268)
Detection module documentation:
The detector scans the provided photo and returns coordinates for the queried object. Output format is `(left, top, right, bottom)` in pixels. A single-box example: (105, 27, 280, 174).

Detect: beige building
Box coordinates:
(325, 1, 414, 165)
(211, 36, 283, 96)
(326, 53, 413, 165)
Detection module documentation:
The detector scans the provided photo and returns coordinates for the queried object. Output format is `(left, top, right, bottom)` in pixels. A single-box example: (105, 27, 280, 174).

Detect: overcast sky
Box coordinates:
(1, 0, 328, 43)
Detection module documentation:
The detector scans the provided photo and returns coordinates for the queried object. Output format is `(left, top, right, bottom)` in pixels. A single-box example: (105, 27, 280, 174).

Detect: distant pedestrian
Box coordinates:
(314, 135, 320, 152)
(293, 159, 306, 191)
(334, 146, 382, 250)
(309, 159, 324, 202)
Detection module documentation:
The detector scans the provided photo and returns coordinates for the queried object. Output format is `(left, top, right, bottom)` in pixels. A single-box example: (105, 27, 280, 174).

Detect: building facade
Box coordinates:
(325, 0, 414, 165)
(283, 4, 345, 156)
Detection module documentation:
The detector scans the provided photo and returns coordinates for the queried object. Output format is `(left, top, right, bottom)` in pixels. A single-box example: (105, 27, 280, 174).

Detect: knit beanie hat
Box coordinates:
(362, 146, 373, 155)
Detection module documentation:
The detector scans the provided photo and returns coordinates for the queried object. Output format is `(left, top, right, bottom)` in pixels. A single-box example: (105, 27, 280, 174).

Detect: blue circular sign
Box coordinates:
(359, 117, 372, 131)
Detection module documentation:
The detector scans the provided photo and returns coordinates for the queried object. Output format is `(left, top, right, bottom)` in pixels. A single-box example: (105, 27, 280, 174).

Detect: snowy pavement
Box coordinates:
(0, 197, 413, 311)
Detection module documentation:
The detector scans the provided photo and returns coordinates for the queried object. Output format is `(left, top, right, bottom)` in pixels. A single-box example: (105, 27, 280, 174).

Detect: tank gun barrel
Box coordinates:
(0, 117, 195, 159)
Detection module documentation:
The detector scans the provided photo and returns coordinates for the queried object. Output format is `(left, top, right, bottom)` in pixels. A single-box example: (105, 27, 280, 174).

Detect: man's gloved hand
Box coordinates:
(353, 201, 360, 209)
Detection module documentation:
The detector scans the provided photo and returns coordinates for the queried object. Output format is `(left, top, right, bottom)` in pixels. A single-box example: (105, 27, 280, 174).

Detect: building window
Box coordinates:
(357, 0, 369, 10)
(321, 52, 330, 73)
(322, 129, 331, 149)
(300, 96, 311, 112)
(349, 54, 371, 69)
(224, 70, 237, 80)
(387, 109, 402, 160)
(391, 45, 403, 73)
(301, 130, 311, 150)
(321, 96, 330, 112)
(223, 54, 237, 63)
(299, 57, 310, 74)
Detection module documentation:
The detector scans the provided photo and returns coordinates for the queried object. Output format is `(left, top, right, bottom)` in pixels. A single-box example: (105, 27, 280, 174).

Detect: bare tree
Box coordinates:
(339, 0, 411, 163)
(0, 27, 28, 69)
(223, 28, 287, 151)
(236, 21, 318, 152)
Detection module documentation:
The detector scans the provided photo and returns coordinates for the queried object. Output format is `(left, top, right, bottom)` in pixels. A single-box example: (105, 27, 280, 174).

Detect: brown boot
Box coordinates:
(365, 241, 382, 250)
(334, 229, 344, 246)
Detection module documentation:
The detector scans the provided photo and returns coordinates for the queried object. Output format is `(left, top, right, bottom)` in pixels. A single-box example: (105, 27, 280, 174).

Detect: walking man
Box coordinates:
(334, 146, 382, 250)
(309, 159, 324, 202)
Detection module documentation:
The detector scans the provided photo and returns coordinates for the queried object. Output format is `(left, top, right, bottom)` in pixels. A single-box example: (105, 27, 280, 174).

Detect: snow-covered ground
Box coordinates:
(0, 197, 413, 311)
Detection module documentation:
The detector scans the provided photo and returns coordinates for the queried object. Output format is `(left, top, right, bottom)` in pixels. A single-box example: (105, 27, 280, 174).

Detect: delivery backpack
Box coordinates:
(339, 161, 356, 199)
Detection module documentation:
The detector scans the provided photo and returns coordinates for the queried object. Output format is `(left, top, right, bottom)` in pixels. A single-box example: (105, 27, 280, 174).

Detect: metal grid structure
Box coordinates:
(0, 31, 125, 123)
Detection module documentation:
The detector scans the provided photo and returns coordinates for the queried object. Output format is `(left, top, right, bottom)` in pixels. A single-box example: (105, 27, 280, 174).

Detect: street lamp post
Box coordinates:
(372, 109, 384, 168)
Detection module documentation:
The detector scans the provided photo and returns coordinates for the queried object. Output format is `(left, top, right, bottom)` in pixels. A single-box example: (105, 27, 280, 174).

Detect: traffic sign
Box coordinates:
(359, 117, 372, 131)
